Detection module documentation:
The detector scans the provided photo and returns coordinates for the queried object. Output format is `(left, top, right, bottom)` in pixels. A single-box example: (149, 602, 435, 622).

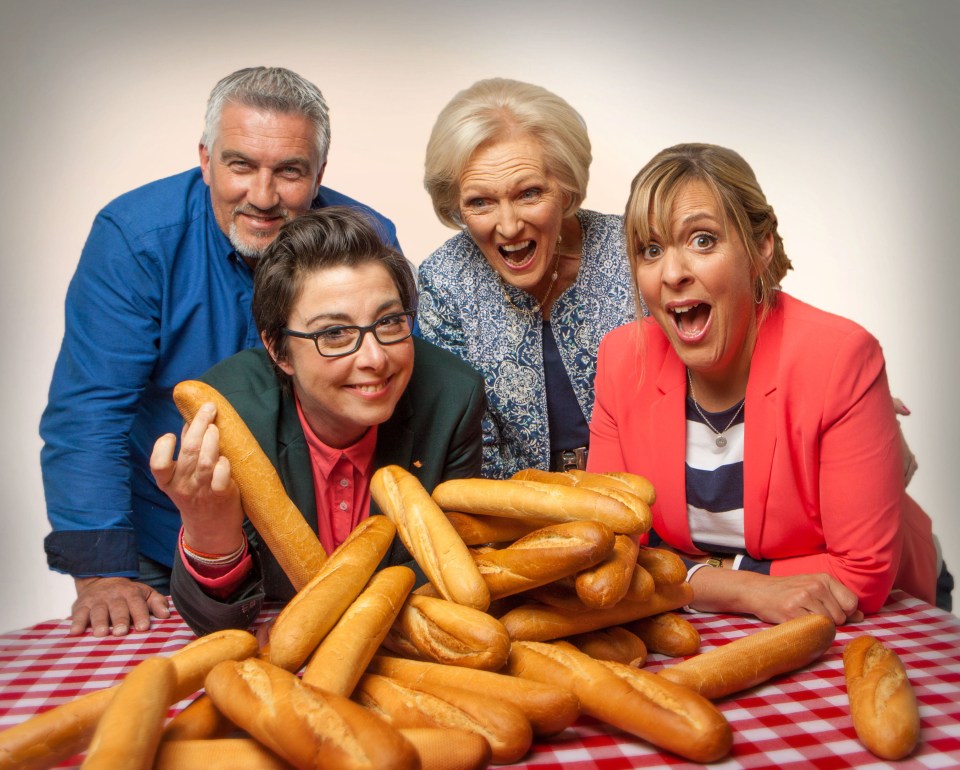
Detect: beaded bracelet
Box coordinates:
(180, 531, 246, 566)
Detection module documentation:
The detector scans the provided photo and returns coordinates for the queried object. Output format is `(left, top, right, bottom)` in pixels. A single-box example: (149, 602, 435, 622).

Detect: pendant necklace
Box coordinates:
(686, 369, 745, 448)
(501, 238, 562, 318)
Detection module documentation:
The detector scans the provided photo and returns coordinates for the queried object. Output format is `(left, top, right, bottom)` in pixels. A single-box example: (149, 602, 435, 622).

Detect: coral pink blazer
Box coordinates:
(588, 293, 936, 612)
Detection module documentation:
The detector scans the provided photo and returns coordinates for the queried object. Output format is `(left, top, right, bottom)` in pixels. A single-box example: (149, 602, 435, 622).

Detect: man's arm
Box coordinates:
(41, 210, 170, 634)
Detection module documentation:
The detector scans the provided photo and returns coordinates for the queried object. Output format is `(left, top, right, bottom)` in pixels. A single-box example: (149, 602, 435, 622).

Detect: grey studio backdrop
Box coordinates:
(1, 0, 957, 632)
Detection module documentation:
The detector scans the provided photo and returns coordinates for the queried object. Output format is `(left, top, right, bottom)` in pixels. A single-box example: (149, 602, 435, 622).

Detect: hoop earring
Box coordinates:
(754, 275, 765, 306)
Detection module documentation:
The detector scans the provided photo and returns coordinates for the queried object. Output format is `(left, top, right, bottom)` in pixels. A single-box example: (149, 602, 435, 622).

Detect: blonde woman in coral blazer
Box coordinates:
(588, 144, 938, 623)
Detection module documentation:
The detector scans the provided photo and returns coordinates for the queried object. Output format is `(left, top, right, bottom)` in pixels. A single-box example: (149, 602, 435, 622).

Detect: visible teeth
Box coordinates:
(501, 241, 533, 253)
(673, 303, 700, 314)
(354, 383, 384, 393)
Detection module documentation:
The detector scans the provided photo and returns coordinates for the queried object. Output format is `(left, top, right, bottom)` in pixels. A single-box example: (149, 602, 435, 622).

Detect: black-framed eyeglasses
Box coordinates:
(281, 310, 416, 358)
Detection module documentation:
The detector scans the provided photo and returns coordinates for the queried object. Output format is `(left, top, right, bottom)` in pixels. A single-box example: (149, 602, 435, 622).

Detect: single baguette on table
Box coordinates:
(507, 641, 731, 763)
(397, 728, 492, 770)
(500, 582, 693, 641)
(301, 565, 415, 695)
(445, 511, 545, 546)
(472, 520, 615, 600)
(843, 635, 920, 760)
(154, 738, 293, 769)
(0, 628, 257, 770)
(81, 656, 176, 770)
(383, 593, 511, 671)
(266, 515, 397, 672)
(431, 478, 648, 535)
(371, 465, 490, 611)
(566, 626, 648, 666)
(173, 379, 326, 590)
(625, 612, 701, 658)
(368, 654, 580, 737)
(205, 657, 419, 770)
(658, 613, 836, 699)
(354, 673, 533, 764)
(574, 533, 640, 609)
(635, 545, 687, 586)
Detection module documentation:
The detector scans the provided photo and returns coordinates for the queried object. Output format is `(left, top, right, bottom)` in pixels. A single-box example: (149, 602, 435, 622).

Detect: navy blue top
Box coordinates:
(41, 167, 399, 577)
(543, 321, 590, 452)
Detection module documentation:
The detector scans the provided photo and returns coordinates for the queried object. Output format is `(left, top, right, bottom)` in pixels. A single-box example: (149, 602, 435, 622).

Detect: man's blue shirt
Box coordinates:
(40, 167, 399, 577)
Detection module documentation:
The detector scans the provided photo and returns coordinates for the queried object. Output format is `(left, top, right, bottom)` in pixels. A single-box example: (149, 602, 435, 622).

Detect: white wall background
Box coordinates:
(1, 0, 957, 632)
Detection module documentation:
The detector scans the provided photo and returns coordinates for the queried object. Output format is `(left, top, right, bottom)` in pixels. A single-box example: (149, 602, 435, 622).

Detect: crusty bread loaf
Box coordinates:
(154, 738, 292, 770)
(472, 520, 615, 599)
(594, 471, 656, 505)
(372, 465, 490, 611)
(397, 728, 491, 770)
(431, 478, 648, 535)
(382, 594, 511, 671)
(301, 566, 414, 695)
(574, 534, 640, 609)
(368, 654, 580, 737)
(266, 515, 396, 672)
(354, 673, 533, 764)
(0, 629, 257, 770)
(635, 546, 687, 586)
(625, 613, 701, 658)
(561, 475, 652, 534)
(843, 635, 920, 760)
(658, 614, 836, 699)
(161, 694, 232, 741)
(205, 658, 419, 770)
(446, 511, 547, 546)
(507, 641, 731, 762)
(510, 469, 576, 486)
(81, 657, 175, 770)
(173, 380, 326, 589)
(500, 582, 693, 642)
(566, 626, 648, 666)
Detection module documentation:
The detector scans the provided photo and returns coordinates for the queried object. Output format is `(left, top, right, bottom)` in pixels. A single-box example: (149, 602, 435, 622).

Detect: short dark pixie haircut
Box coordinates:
(253, 206, 415, 385)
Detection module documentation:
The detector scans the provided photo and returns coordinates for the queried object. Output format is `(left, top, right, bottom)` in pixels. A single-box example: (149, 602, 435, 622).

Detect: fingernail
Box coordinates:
(112, 624, 128, 636)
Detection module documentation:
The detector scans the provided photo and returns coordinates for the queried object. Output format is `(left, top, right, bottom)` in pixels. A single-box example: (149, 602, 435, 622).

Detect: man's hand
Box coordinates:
(70, 576, 170, 637)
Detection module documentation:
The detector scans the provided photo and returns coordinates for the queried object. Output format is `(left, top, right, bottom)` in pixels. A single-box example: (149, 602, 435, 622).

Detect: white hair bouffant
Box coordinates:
(424, 78, 592, 229)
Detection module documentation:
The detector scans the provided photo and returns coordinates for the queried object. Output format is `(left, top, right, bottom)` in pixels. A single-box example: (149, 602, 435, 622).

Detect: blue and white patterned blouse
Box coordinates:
(416, 209, 636, 479)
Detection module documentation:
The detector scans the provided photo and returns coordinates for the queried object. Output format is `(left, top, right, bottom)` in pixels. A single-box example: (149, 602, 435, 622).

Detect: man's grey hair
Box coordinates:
(201, 66, 331, 166)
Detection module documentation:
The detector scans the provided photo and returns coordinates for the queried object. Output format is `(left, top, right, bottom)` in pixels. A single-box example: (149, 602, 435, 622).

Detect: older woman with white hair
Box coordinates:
(417, 78, 636, 478)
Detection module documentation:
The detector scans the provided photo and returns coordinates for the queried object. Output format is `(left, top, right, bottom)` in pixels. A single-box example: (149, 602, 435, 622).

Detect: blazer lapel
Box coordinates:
(276, 393, 320, 537)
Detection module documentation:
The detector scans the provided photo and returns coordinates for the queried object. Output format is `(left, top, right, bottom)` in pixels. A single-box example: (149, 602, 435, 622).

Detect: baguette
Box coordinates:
(472, 520, 615, 599)
(635, 546, 687, 586)
(500, 582, 693, 641)
(368, 654, 580, 737)
(0, 628, 257, 770)
(173, 379, 326, 589)
(81, 657, 175, 770)
(843, 635, 920, 760)
(371, 465, 490, 611)
(353, 673, 533, 764)
(574, 534, 640, 609)
(561, 474, 652, 533)
(205, 658, 419, 770)
(625, 613, 700, 658)
(658, 614, 836, 699)
(431, 478, 647, 535)
(397, 728, 491, 770)
(161, 694, 232, 741)
(301, 565, 415, 695)
(566, 626, 648, 666)
(507, 641, 731, 762)
(266, 515, 396, 672)
(510, 468, 577, 486)
(383, 594, 511, 671)
(445, 511, 544, 546)
(594, 471, 657, 505)
(154, 738, 293, 770)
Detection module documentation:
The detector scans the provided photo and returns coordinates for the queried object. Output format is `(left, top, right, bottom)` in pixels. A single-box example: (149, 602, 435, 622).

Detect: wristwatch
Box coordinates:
(705, 555, 724, 568)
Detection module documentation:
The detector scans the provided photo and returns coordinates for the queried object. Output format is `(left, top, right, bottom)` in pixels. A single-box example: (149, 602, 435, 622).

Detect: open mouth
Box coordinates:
(498, 240, 537, 268)
(671, 302, 712, 339)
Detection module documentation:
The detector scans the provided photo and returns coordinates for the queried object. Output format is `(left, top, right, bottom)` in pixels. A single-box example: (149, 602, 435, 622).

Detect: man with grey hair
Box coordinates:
(40, 66, 399, 637)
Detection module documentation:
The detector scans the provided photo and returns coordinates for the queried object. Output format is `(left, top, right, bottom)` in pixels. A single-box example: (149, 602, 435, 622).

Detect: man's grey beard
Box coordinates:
(229, 222, 273, 260)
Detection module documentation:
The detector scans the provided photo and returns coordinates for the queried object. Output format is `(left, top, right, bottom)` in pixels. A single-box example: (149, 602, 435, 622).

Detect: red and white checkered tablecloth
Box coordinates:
(1, 591, 958, 769)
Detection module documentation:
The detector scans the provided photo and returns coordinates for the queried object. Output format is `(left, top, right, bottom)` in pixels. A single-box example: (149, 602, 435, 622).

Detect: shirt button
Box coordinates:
(339, 502, 348, 511)
(339, 478, 349, 487)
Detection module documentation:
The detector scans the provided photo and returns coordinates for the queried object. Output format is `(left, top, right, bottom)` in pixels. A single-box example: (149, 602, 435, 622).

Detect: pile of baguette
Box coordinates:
(0, 382, 920, 768)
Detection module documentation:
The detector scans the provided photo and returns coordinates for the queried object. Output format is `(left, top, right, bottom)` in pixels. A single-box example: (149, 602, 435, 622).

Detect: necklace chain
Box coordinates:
(501, 239, 562, 318)
(686, 369, 745, 448)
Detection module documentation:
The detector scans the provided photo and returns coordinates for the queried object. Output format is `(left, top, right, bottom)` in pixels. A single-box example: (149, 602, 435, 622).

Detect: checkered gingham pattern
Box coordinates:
(1, 591, 958, 769)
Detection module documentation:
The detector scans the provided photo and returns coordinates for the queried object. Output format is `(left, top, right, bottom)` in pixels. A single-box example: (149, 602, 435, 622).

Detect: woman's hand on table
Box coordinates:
(70, 576, 169, 637)
(150, 402, 245, 556)
(689, 568, 863, 625)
